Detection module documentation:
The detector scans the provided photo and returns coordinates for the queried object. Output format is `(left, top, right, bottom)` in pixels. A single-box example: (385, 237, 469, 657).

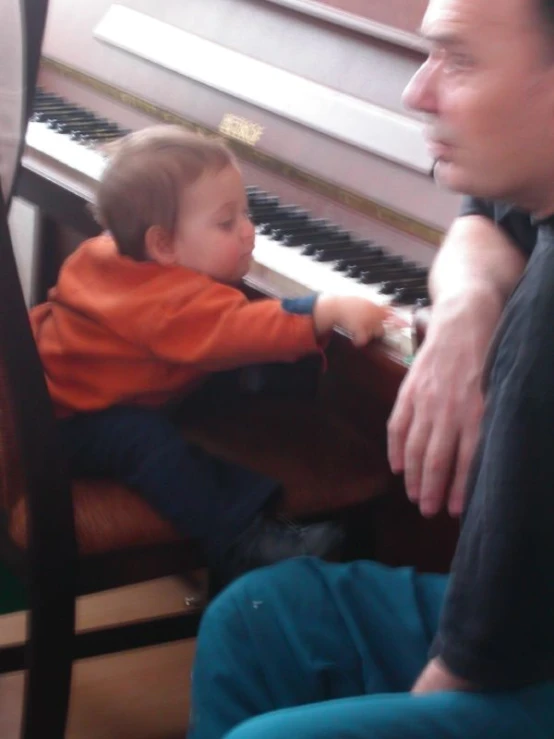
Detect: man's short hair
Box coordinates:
(94, 125, 236, 260)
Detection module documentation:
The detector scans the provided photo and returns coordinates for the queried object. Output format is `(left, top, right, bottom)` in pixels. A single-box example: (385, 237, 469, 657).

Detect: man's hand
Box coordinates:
(387, 290, 501, 517)
(412, 658, 475, 694)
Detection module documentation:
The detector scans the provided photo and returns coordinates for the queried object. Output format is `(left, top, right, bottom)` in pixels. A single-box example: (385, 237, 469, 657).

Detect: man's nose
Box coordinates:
(402, 61, 438, 115)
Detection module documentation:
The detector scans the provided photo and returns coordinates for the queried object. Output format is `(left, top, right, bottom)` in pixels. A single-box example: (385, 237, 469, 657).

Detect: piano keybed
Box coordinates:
(24, 88, 431, 361)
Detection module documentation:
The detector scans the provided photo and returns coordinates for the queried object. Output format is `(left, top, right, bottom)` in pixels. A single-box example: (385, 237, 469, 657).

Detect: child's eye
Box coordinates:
(218, 219, 235, 231)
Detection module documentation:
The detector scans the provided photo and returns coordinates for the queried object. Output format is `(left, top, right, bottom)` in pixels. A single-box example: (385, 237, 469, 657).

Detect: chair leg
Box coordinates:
(21, 587, 75, 739)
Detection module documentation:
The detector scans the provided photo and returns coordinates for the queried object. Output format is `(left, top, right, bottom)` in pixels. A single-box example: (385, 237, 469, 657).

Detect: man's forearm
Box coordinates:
(429, 215, 527, 311)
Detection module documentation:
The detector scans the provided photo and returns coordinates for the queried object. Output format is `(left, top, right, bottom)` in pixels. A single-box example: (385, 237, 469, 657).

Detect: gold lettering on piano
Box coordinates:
(218, 114, 264, 146)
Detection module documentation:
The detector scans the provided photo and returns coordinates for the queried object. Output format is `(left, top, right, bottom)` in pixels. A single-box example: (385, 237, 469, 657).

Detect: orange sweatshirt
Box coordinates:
(30, 234, 320, 417)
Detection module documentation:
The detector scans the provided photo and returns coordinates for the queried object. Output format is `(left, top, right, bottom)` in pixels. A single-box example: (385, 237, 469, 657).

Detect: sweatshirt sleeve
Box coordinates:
(429, 229, 554, 688)
(140, 280, 321, 370)
(459, 197, 537, 258)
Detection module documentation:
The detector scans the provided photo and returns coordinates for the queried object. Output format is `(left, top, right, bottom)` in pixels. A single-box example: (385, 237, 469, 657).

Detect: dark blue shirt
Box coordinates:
(430, 196, 554, 688)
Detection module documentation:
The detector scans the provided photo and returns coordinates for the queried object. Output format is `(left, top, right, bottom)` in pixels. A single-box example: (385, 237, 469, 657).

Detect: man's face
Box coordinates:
(403, 0, 554, 213)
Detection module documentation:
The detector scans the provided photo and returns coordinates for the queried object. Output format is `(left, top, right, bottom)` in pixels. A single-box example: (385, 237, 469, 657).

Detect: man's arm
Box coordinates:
(388, 208, 529, 517)
(428, 213, 529, 307)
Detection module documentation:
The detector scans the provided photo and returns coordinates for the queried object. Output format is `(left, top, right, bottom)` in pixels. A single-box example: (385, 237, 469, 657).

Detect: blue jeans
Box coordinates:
(57, 403, 277, 560)
(189, 558, 554, 738)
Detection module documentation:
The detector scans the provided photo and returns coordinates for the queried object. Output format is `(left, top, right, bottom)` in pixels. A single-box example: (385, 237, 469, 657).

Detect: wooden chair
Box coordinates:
(0, 191, 204, 739)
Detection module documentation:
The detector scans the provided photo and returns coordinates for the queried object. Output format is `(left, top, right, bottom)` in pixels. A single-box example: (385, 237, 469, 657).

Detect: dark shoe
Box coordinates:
(210, 515, 343, 594)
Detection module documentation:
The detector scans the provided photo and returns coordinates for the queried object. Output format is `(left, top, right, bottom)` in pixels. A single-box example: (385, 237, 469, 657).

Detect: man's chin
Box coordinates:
(432, 160, 470, 194)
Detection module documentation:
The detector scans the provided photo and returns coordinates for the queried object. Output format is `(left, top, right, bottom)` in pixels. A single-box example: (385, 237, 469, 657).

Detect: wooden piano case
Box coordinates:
(16, 0, 461, 573)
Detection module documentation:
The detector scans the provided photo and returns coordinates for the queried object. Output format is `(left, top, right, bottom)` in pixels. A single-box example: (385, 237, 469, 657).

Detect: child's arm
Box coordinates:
(313, 295, 392, 347)
(143, 281, 391, 369)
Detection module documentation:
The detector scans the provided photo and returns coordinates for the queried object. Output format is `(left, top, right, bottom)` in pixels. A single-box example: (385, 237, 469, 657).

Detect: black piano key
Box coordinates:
(34, 108, 84, 123)
(259, 213, 310, 236)
(345, 256, 405, 275)
(49, 118, 93, 130)
(346, 263, 388, 278)
(358, 264, 419, 283)
(378, 276, 428, 294)
(53, 122, 121, 138)
(333, 246, 384, 270)
(416, 297, 432, 308)
(78, 127, 123, 137)
(57, 118, 118, 132)
(246, 186, 271, 202)
(68, 132, 123, 144)
(258, 206, 307, 223)
(271, 220, 312, 239)
(46, 109, 97, 120)
(284, 226, 342, 247)
(301, 232, 350, 251)
(247, 189, 277, 201)
(260, 211, 309, 226)
(360, 262, 424, 281)
(33, 100, 74, 112)
(248, 196, 279, 212)
(35, 89, 62, 101)
(392, 287, 430, 305)
(335, 253, 395, 271)
(250, 202, 294, 219)
(300, 233, 351, 255)
(312, 241, 362, 260)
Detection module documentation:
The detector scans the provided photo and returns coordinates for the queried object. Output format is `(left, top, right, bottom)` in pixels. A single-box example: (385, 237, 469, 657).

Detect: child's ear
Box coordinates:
(144, 226, 176, 265)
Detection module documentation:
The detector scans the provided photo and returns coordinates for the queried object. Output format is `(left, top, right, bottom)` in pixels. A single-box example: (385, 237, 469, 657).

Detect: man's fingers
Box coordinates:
(387, 386, 414, 473)
(403, 419, 433, 503)
(447, 426, 480, 517)
(418, 424, 458, 517)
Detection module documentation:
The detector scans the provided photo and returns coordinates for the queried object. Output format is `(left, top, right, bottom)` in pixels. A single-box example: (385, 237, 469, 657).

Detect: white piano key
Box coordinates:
(26, 121, 107, 182)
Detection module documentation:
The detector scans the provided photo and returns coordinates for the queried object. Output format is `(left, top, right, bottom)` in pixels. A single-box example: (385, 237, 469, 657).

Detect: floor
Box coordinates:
(0, 576, 198, 738)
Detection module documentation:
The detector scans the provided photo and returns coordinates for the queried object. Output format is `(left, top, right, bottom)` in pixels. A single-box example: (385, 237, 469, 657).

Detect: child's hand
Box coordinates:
(314, 295, 393, 346)
(335, 296, 393, 346)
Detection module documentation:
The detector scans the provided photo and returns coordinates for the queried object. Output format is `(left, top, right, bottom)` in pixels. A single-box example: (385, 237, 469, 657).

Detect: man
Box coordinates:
(187, 0, 554, 736)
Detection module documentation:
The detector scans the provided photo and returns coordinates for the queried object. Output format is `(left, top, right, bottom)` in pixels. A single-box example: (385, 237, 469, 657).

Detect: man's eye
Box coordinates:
(444, 54, 473, 73)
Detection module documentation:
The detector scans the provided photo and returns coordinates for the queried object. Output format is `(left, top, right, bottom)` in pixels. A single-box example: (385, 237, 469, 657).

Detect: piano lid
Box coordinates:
(264, 0, 427, 49)
(40, 0, 461, 235)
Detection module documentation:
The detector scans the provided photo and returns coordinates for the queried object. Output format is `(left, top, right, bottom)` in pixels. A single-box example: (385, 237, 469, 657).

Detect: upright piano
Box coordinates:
(15, 0, 462, 571)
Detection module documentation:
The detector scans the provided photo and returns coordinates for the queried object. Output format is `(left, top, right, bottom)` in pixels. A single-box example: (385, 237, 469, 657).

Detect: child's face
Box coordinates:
(169, 164, 255, 283)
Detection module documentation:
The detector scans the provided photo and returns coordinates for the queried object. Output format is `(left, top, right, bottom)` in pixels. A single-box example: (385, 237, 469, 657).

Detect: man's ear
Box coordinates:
(144, 225, 176, 265)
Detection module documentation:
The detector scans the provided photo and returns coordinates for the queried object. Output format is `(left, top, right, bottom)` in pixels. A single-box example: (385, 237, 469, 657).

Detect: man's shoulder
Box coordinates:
(460, 196, 526, 223)
(460, 197, 537, 255)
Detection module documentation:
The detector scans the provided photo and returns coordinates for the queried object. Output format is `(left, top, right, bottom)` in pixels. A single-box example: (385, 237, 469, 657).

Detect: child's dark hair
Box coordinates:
(93, 125, 236, 260)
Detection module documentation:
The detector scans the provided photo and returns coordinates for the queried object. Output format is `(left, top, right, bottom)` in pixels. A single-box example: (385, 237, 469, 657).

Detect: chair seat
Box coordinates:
(9, 478, 181, 555)
(8, 397, 391, 556)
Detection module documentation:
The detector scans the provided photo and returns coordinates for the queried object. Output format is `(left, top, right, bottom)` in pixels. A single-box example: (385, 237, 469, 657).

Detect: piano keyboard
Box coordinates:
(24, 89, 431, 361)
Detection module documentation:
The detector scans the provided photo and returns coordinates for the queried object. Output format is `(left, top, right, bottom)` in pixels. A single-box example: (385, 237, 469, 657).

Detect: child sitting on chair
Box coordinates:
(30, 125, 390, 585)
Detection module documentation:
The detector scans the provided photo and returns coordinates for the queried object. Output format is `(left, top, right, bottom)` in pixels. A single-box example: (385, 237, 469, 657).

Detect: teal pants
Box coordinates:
(189, 557, 554, 738)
